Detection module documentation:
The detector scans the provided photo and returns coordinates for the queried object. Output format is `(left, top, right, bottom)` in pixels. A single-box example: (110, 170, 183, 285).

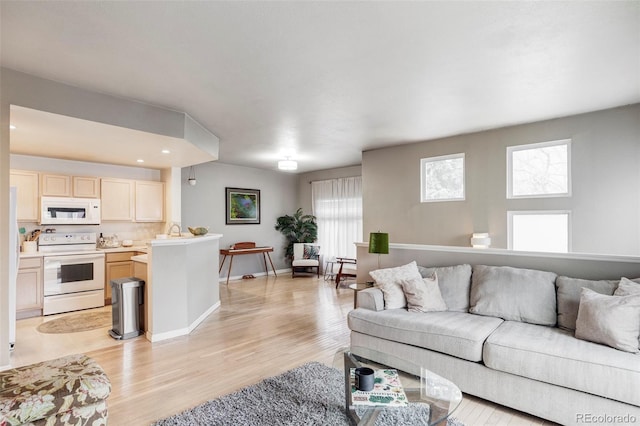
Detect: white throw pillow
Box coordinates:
(369, 261, 422, 309)
(399, 274, 448, 313)
(575, 287, 640, 353)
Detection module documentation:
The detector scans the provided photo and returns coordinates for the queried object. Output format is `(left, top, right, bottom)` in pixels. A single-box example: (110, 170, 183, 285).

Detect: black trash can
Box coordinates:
(109, 277, 144, 340)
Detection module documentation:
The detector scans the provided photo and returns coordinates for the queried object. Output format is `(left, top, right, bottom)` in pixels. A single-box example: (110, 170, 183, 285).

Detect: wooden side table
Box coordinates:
(348, 282, 374, 309)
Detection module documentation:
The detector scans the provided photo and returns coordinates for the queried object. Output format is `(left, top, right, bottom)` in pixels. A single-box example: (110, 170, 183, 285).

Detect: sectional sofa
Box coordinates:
(347, 261, 640, 426)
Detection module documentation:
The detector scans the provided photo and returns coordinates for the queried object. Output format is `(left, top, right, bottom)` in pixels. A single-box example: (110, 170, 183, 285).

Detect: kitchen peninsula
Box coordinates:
(143, 233, 222, 342)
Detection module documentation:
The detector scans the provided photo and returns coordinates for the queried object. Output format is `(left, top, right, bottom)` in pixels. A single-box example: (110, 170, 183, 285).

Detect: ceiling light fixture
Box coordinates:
(136, 159, 144, 163)
(161, 149, 170, 154)
(9, 124, 16, 130)
(278, 157, 298, 171)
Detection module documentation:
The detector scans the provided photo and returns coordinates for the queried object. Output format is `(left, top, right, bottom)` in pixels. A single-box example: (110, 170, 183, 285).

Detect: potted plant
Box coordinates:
(274, 208, 318, 262)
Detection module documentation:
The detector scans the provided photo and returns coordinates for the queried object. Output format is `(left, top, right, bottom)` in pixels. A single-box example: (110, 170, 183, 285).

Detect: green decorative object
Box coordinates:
(274, 208, 318, 261)
(188, 227, 209, 236)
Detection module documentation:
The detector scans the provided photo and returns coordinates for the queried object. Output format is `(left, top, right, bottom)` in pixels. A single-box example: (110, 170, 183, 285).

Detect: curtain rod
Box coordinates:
(308, 175, 361, 184)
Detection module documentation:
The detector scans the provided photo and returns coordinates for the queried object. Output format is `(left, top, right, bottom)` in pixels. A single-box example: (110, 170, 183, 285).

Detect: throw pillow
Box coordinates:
(399, 274, 448, 313)
(575, 287, 640, 353)
(302, 244, 320, 259)
(614, 277, 640, 349)
(369, 261, 422, 309)
(556, 276, 618, 331)
(417, 264, 471, 312)
(469, 265, 557, 326)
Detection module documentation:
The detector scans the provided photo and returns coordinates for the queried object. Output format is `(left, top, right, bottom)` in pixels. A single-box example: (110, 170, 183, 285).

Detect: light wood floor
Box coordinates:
(11, 275, 552, 425)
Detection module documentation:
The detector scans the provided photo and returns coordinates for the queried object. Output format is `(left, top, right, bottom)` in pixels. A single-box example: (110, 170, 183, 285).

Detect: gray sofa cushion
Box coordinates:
(556, 276, 618, 331)
(348, 309, 503, 362)
(483, 321, 640, 406)
(418, 264, 472, 312)
(470, 265, 557, 326)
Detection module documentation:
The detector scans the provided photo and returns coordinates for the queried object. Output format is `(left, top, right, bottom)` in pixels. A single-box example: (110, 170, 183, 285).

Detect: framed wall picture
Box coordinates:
(226, 187, 261, 225)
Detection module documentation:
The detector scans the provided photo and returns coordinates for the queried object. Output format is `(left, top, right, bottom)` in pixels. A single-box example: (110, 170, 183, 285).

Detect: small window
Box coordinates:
(507, 140, 571, 198)
(508, 211, 570, 253)
(420, 153, 465, 202)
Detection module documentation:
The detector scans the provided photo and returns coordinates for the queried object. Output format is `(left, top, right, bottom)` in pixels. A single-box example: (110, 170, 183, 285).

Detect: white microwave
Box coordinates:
(40, 196, 101, 225)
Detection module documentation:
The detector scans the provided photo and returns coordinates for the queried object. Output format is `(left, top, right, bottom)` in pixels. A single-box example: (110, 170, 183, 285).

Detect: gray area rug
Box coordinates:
(153, 362, 465, 426)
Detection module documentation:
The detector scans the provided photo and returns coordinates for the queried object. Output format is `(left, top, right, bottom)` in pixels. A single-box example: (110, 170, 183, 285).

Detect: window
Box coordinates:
(420, 153, 465, 202)
(311, 177, 363, 260)
(507, 140, 571, 198)
(508, 211, 570, 253)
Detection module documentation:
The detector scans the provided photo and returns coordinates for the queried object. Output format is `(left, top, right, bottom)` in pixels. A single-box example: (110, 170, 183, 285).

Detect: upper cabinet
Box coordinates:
(41, 174, 71, 197)
(10, 170, 39, 222)
(72, 176, 101, 198)
(101, 178, 164, 222)
(101, 178, 135, 221)
(135, 181, 165, 222)
(41, 174, 101, 198)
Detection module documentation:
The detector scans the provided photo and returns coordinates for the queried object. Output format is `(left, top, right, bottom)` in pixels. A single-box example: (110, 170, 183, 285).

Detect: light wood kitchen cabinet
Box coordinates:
(10, 170, 39, 222)
(104, 252, 135, 305)
(135, 181, 164, 222)
(40, 174, 100, 198)
(72, 176, 101, 198)
(101, 178, 134, 221)
(41, 174, 72, 197)
(16, 257, 43, 319)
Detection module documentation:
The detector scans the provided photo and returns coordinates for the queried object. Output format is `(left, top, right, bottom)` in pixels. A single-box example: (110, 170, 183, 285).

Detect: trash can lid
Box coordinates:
(110, 277, 145, 287)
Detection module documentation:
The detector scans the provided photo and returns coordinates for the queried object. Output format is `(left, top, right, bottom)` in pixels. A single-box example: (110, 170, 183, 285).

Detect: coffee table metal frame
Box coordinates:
(339, 349, 462, 426)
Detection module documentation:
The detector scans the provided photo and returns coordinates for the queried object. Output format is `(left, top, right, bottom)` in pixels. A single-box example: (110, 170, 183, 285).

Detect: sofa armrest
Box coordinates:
(357, 287, 384, 311)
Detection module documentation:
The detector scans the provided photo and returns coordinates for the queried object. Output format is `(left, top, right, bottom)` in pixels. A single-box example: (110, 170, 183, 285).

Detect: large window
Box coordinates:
(508, 211, 571, 253)
(311, 176, 363, 260)
(507, 139, 571, 198)
(420, 153, 465, 202)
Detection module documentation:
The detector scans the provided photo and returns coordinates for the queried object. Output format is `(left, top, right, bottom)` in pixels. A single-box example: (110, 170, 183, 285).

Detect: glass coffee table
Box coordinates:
(333, 348, 462, 426)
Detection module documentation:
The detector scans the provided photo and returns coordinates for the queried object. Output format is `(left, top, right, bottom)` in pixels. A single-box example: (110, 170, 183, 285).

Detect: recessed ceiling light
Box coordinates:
(161, 149, 170, 154)
(136, 159, 144, 163)
(9, 124, 16, 130)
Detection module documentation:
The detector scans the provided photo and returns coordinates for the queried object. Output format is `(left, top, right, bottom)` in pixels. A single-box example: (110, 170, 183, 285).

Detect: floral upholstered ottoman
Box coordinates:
(0, 354, 111, 425)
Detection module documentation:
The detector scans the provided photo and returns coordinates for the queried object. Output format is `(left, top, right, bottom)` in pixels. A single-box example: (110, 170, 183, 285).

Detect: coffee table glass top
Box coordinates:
(333, 348, 462, 426)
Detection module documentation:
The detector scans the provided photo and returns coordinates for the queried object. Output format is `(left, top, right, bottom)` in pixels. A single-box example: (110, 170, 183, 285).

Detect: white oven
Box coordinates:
(40, 196, 101, 225)
(40, 232, 105, 315)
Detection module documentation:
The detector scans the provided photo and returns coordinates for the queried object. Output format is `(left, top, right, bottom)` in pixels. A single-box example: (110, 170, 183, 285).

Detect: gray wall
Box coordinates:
(297, 165, 362, 216)
(181, 162, 298, 277)
(363, 104, 640, 256)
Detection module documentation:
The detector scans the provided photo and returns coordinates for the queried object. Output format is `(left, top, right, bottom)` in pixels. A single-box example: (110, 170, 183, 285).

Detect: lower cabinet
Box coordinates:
(104, 252, 135, 305)
(17, 257, 43, 319)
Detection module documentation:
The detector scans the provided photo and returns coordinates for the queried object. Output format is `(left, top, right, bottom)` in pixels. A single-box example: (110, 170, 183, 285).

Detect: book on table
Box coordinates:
(350, 368, 408, 407)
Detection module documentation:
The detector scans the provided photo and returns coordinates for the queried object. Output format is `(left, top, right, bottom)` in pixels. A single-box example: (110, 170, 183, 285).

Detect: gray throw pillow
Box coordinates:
(614, 277, 640, 349)
(575, 287, 640, 353)
(418, 264, 471, 312)
(399, 274, 448, 313)
(556, 276, 618, 331)
(470, 265, 557, 326)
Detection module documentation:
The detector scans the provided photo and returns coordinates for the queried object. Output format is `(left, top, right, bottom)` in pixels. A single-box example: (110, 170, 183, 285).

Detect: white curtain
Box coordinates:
(311, 176, 363, 261)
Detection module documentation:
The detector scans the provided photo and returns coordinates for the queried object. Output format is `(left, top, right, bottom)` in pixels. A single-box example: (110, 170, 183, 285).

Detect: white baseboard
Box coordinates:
(146, 300, 221, 342)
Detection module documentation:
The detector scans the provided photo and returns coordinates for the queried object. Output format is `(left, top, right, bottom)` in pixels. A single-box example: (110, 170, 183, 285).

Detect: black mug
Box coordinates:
(354, 367, 375, 391)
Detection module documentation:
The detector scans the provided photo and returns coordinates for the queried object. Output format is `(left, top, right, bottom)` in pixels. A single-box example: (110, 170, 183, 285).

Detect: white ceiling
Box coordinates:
(1, 1, 639, 173)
